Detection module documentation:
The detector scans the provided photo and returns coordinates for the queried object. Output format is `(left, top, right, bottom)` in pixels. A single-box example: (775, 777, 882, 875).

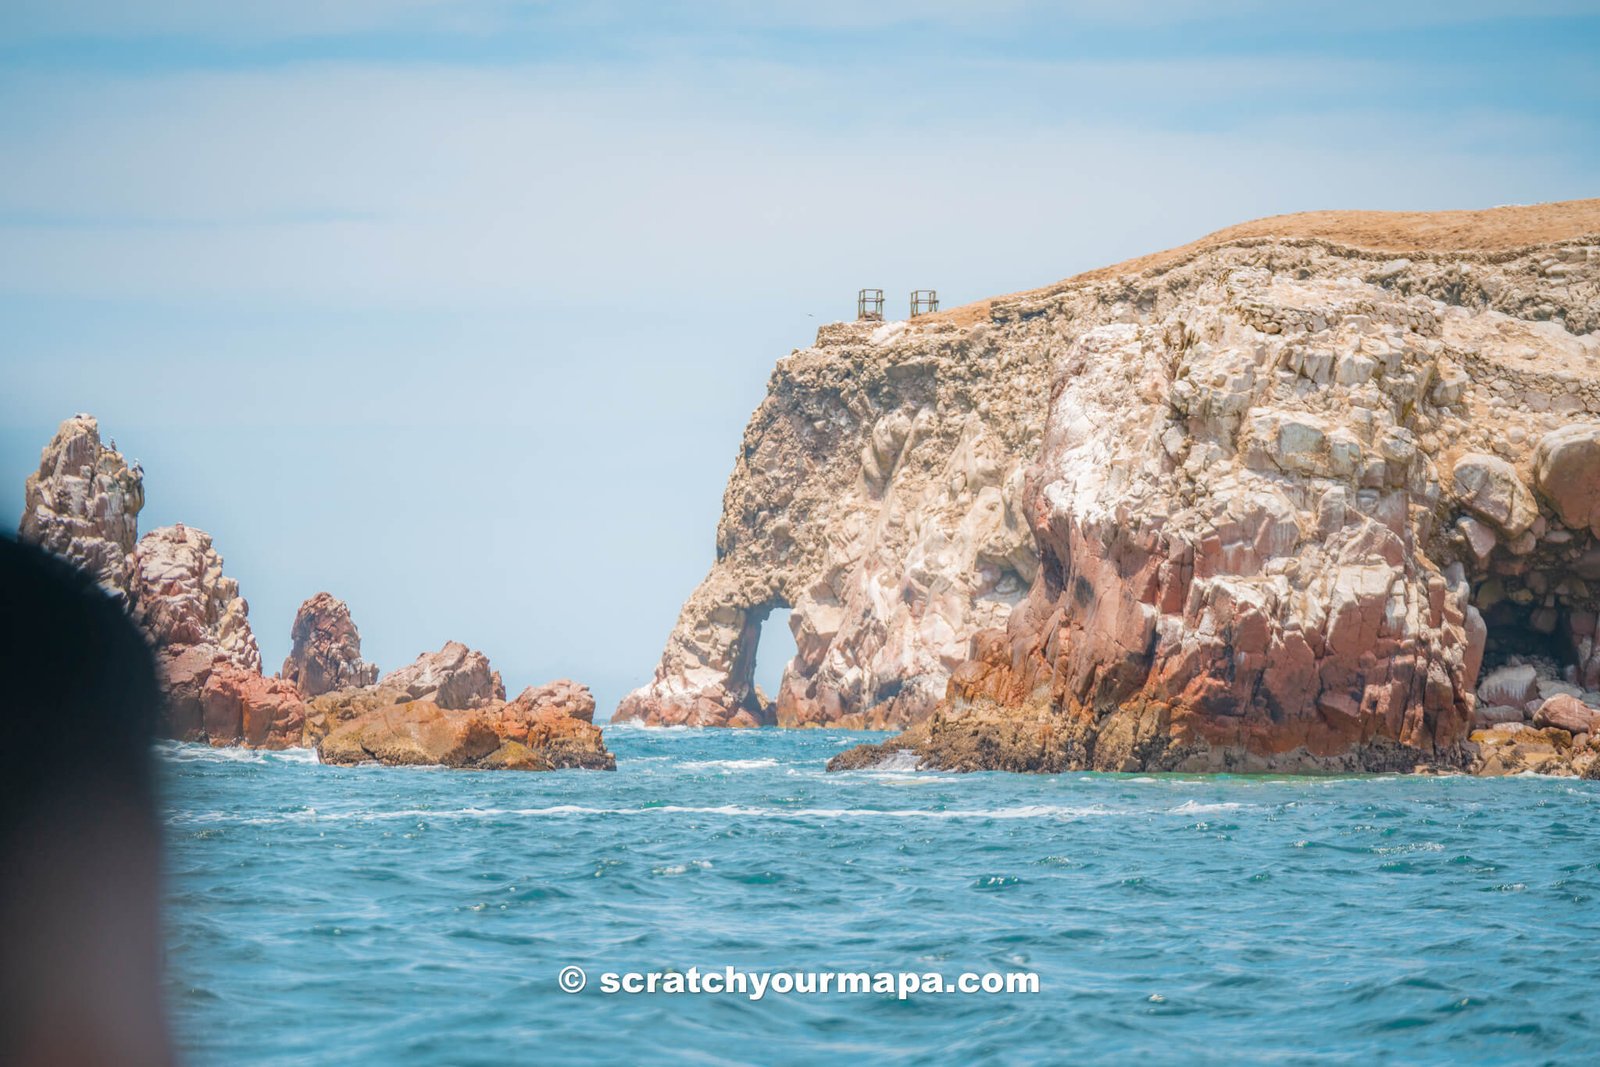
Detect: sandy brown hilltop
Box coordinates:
(930, 198, 1600, 327)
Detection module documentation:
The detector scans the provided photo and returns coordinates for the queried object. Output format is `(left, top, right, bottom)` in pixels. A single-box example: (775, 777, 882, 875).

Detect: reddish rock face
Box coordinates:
(157, 645, 224, 742)
(484, 691, 615, 770)
(157, 645, 306, 749)
(1533, 694, 1598, 736)
(377, 641, 504, 710)
(280, 592, 378, 697)
(130, 524, 262, 673)
(205, 669, 306, 749)
(124, 522, 302, 746)
(926, 482, 1476, 772)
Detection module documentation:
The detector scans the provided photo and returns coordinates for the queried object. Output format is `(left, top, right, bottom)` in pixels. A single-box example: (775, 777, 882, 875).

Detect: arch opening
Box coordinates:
(724, 597, 794, 725)
(752, 607, 798, 711)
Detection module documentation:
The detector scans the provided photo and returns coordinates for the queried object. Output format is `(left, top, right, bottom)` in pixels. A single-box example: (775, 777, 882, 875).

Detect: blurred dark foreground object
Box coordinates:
(0, 535, 173, 1065)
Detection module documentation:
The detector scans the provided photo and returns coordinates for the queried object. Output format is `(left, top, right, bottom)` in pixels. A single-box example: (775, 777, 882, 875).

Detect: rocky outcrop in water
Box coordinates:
(301, 641, 504, 745)
(317, 701, 503, 768)
(377, 641, 504, 709)
(17, 414, 144, 600)
(317, 679, 613, 770)
(15, 417, 610, 767)
(279, 592, 378, 697)
(300, 642, 498, 744)
(616, 319, 1047, 728)
(719, 200, 1600, 775)
(303, 640, 610, 770)
(481, 681, 612, 769)
(627, 203, 1600, 738)
(509, 679, 597, 723)
(159, 645, 307, 749)
(17, 417, 312, 746)
(127, 523, 310, 747)
(130, 524, 262, 672)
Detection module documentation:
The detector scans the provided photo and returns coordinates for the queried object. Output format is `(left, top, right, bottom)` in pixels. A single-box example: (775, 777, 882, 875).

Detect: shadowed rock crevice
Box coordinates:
(1456, 437, 1600, 775)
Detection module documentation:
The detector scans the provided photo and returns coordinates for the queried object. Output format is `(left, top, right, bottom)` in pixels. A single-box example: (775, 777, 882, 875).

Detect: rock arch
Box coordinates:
(614, 319, 1047, 728)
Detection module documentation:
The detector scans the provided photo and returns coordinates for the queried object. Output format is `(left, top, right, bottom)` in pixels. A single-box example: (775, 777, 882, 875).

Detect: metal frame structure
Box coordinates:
(857, 288, 885, 321)
(910, 290, 939, 317)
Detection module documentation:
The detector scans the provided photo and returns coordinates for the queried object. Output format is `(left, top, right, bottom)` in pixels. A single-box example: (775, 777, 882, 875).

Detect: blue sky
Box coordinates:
(2, 1, 1596, 714)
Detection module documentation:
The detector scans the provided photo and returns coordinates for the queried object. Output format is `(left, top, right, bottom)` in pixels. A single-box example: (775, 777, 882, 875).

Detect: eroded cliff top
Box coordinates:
(928, 197, 1600, 327)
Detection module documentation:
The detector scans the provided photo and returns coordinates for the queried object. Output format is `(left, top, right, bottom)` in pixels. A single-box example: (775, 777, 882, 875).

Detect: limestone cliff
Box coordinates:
(616, 316, 1048, 727)
(826, 198, 1600, 773)
(17, 414, 144, 600)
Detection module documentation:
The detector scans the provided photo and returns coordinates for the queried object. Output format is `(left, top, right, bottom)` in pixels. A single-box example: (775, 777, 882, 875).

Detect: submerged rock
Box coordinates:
(280, 592, 379, 697)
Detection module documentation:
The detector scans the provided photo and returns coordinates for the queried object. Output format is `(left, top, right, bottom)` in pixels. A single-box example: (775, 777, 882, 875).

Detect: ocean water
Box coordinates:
(162, 726, 1600, 1066)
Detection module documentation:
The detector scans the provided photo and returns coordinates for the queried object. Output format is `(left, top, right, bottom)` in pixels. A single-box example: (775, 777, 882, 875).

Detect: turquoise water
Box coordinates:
(163, 726, 1600, 1065)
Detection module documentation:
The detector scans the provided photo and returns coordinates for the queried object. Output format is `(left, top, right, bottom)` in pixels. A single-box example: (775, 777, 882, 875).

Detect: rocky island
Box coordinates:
(21, 199, 1600, 780)
(626, 199, 1600, 778)
(16, 415, 613, 771)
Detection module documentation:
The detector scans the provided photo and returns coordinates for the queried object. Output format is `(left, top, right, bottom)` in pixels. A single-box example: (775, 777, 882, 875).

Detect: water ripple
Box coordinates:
(161, 731, 1600, 1065)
